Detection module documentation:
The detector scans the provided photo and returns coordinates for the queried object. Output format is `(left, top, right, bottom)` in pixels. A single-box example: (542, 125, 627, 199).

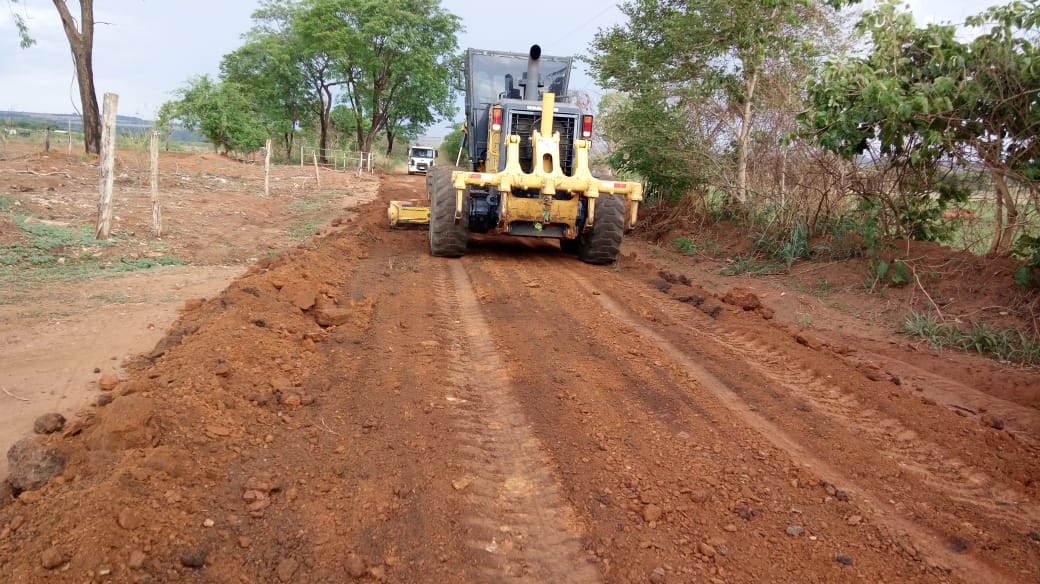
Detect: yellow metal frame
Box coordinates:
(387, 200, 431, 228)
(452, 92, 643, 237)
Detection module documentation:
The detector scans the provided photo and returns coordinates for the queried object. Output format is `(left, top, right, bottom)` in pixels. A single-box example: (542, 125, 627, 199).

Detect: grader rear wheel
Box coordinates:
(578, 194, 625, 265)
(428, 166, 468, 258)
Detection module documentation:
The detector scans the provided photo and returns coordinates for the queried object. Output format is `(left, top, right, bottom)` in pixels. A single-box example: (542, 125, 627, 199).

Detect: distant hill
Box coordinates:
(0, 111, 204, 142)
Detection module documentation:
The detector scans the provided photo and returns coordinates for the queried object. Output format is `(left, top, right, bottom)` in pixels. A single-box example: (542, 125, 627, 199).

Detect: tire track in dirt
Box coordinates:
(430, 259, 600, 583)
(592, 264, 1040, 527)
(545, 259, 1026, 583)
(842, 346, 1040, 445)
(462, 246, 960, 582)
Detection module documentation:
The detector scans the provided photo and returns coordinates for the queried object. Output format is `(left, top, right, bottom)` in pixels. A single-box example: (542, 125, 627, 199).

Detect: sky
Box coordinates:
(0, 0, 997, 141)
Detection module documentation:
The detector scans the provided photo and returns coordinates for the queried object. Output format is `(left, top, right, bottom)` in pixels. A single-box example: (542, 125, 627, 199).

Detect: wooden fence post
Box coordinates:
(43, 127, 50, 153)
(95, 92, 118, 240)
(67, 119, 72, 155)
(312, 151, 320, 189)
(150, 131, 162, 237)
(264, 138, 272, 197)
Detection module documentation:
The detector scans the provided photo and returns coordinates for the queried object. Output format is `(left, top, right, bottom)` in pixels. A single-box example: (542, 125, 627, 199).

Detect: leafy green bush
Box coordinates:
(1012, 233, 1040, 289)
(674, 237, 695, 255)
(871, 259, 910, 287)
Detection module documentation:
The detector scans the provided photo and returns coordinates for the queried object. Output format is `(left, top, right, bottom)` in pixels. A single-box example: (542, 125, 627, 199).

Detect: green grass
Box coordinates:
(12, 216, 113, 251)
(720, 256, 786, 276)
(0, 211, 184, 280)
(673, 236, 723, 257)
(675, 237, 695, 254)
(288, 220, 321, 239)
(0, 255, 186, 285)
(286, 190, 340, 213)
(901, 310, 1040, 365)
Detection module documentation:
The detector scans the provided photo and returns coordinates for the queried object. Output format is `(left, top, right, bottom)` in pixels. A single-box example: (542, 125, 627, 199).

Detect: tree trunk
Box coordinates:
(988, 172, 1005, 256)
(735, 69, 759, 205)
(53, 0, 101, 155)
(386, 129, 395, 156)
(317, 84, 332, 165)
(283, 133, 294, 161)
(992, 168, 1019, 256)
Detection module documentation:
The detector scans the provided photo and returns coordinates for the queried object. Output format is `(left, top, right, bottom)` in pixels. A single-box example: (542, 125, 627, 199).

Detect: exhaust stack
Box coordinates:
(522, 44, 541, 101)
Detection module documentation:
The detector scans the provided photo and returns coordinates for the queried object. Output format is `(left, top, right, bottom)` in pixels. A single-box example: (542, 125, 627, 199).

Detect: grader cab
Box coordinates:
(395, 44, 642, 264)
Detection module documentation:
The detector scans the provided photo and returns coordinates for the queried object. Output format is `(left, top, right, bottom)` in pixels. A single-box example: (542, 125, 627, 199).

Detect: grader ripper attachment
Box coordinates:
(393, 44, 642, 264)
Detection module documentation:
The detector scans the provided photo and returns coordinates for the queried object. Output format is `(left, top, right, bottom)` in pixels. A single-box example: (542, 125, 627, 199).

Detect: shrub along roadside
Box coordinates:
(901, 310, 1040, 366)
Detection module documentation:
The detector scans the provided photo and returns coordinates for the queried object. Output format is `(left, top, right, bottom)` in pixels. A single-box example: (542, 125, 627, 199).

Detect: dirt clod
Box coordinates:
(40, 546, 66, 570)
(650, 278, 672, 293)
(180, 551, 206, 568)
(117, 508, 142, 530)
(982, 415, 1005, 430)
(346, 553, 367, 578)
(276, 558, 300, 582)
(315, 305, 352, 327)
(129, 550, 147, 569)
(723, 287, 761, 310)
(97, 372, 120, 391)
(32, 413, 65, 434)
(796, 333, 822, 350)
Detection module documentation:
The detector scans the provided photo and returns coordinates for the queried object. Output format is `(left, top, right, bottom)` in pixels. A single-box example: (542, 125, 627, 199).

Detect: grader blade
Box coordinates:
(387, 200, 430, 228)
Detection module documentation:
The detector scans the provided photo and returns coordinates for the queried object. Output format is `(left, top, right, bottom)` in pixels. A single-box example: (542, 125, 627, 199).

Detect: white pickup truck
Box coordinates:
(407, 145, 437, 174)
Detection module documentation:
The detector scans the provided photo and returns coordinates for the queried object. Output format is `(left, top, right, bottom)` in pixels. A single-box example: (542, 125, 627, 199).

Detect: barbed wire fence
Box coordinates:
(300, 145, 373, 176)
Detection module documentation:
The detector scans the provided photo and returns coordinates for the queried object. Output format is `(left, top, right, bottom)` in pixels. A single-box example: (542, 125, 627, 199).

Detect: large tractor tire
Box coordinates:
(428, 166, 468, 258)
(578, 194, 626, 265)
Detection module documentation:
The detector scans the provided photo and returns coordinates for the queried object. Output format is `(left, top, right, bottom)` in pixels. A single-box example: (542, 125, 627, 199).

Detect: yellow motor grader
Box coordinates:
(388, 44, 642, 264)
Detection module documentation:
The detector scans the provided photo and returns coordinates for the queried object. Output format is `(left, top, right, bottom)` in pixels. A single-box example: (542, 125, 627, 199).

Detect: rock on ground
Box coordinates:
(0, 480, 13, 508)
(33, 413, 66, 434)
(6, 437, 67, 492)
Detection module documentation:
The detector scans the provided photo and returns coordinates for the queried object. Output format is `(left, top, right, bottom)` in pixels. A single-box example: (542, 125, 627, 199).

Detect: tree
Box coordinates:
(9, 0, 101, 154)
(588, 0, 841, 204)
(221, 1, 311, 159)
(439, 124, 468, 166)
(381, 51, 460, 155)
(158, 76, 267, 154)
(294, 0, 460, 154)
(597, 90, 703, 201)
(801, 0, 1040, 256)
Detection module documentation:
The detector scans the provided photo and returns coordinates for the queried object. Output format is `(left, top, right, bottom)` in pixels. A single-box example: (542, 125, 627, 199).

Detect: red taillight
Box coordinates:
(492, 107, 502, 132)
(582, 115, 593, 138)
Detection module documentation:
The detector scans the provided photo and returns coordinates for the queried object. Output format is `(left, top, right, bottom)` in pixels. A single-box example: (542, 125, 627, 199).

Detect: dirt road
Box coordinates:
(1, 173, 1038, 583)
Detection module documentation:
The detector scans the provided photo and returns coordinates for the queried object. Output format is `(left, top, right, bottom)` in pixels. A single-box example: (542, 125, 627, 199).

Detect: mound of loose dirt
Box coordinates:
(0, 215, 380, 581)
